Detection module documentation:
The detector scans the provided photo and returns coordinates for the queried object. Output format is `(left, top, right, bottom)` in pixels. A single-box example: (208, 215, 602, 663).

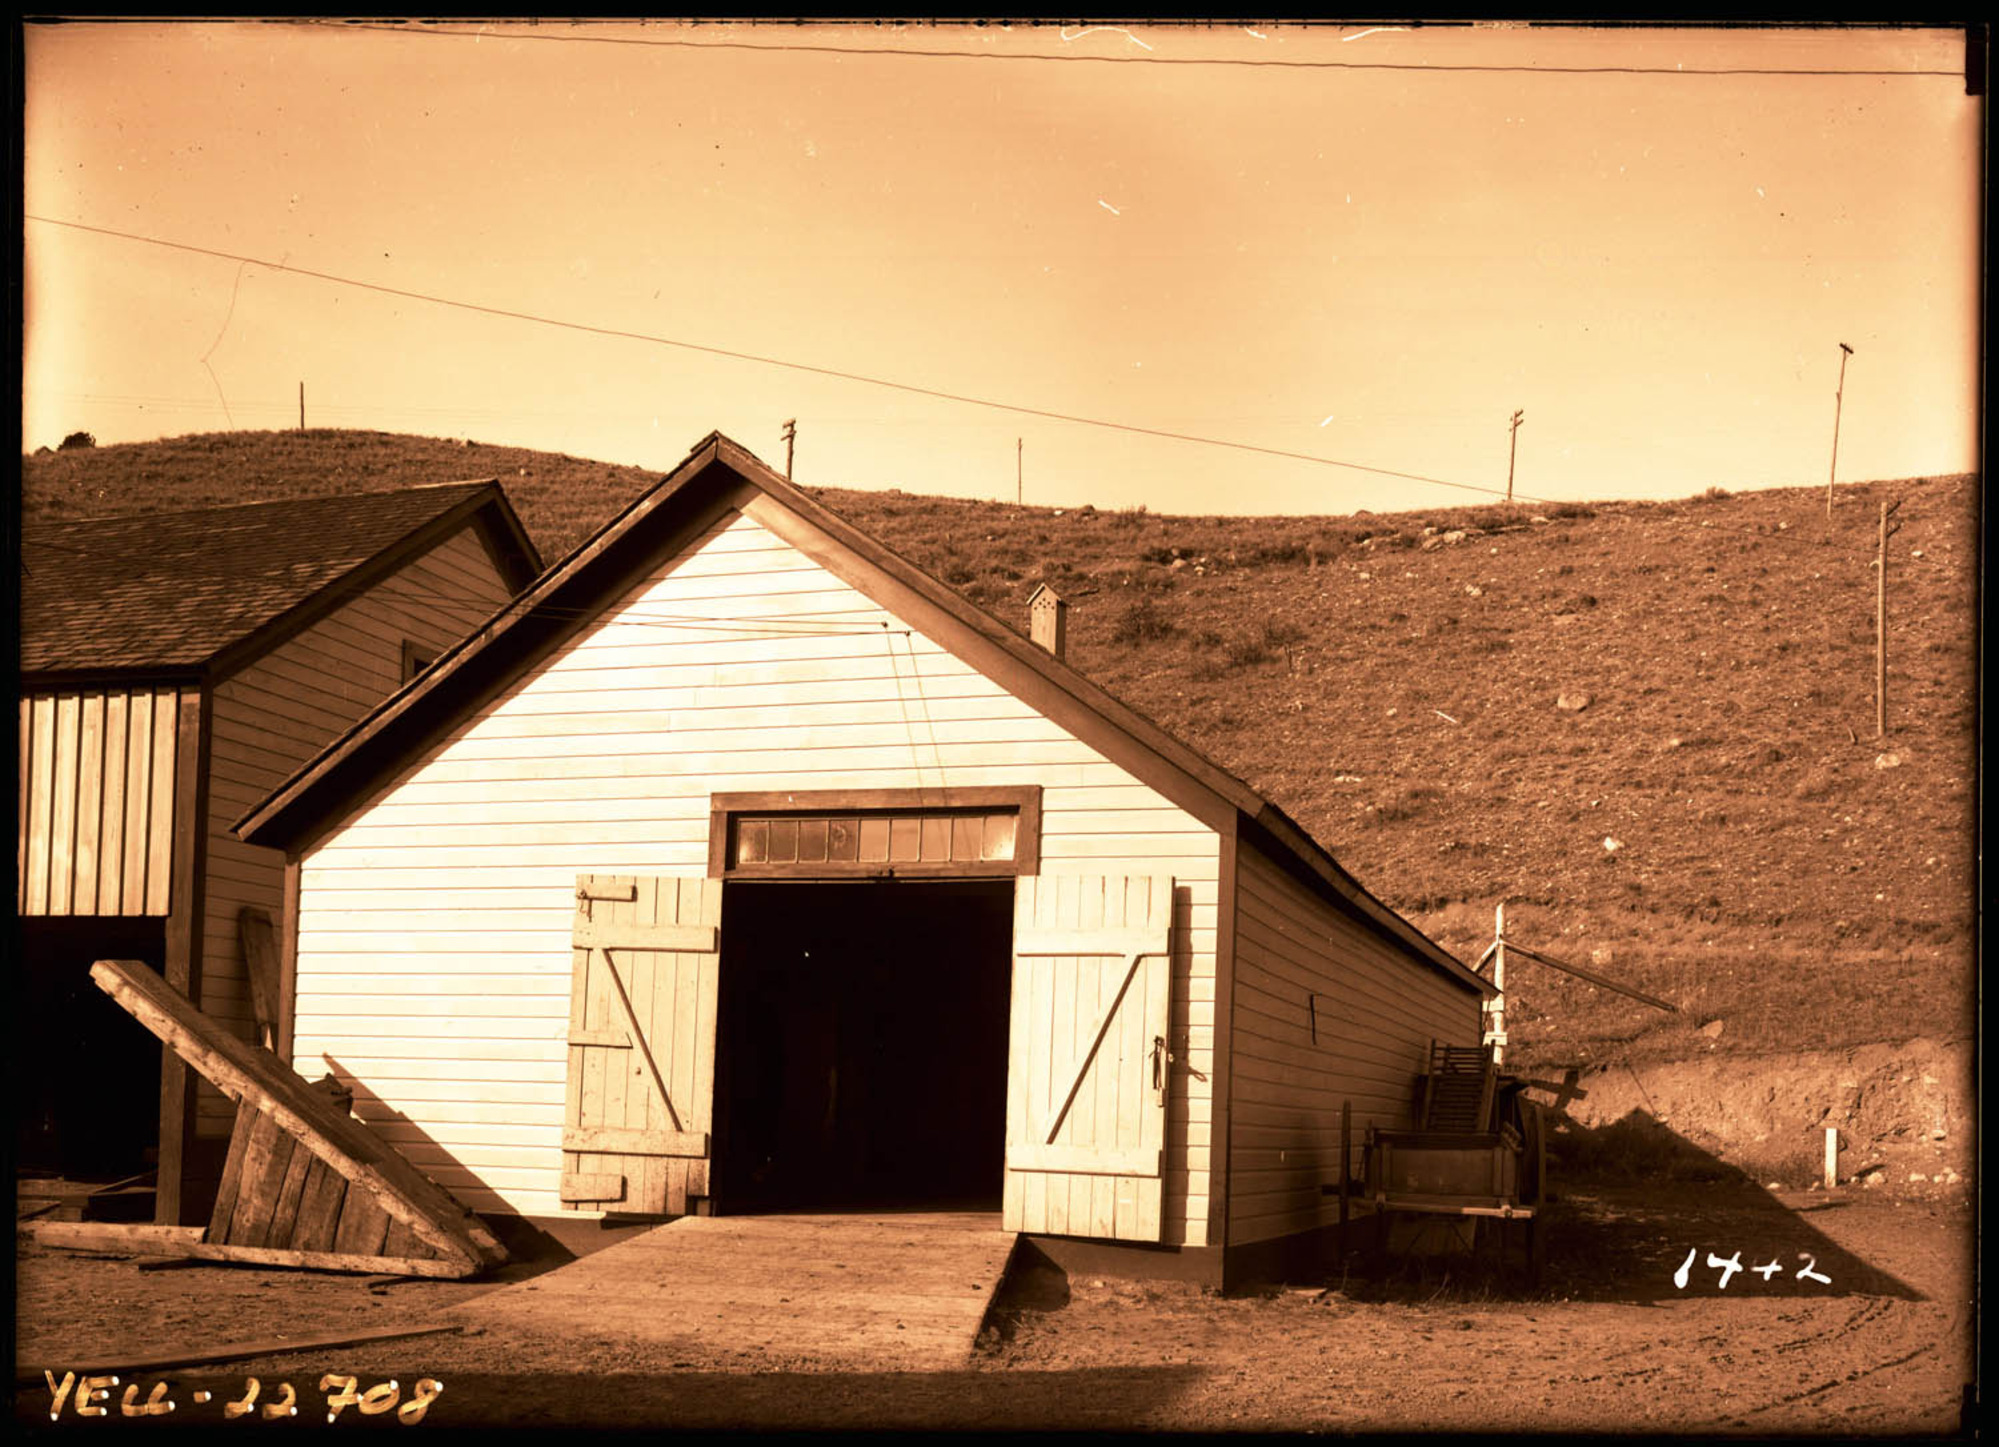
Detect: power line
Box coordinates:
(20, 215, 1928, 552)
(25, 213, 1545, 506)
(316, 20, 1963, 78)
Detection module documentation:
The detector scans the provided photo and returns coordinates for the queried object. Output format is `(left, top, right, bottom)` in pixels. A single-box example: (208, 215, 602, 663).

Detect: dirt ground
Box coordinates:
(13, 1175, 1974, 1434)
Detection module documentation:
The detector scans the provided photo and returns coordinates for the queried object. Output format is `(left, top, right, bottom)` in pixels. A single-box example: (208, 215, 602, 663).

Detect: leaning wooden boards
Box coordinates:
(89, 959, 508, 1278)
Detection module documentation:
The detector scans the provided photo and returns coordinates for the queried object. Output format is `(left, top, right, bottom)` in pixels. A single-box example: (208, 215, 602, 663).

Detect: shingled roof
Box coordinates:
(20, 482, 539, 677)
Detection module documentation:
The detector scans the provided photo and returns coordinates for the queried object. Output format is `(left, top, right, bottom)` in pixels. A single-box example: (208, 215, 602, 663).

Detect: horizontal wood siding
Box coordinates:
(293, 509, 1222, 1230)
(17, 687, 182, 917)
(197, 527, 515, 1138)
(1226, 840, 1481, 1247)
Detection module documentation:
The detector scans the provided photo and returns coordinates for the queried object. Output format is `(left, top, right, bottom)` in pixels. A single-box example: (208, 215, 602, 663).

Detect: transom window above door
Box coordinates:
(709, 787, 1041, 879)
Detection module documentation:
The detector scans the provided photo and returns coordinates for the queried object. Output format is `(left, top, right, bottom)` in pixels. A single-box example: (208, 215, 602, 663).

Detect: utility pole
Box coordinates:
(1506, 410, 1524, 504)
(1826, 343, 1853, 521)
(1487, 902, 1508, 1064)
(1016, 437, 1023, 505)
(298, 382, 305, 433)
(1877, 496, 1903, 737)
(781, 419, 796, 479)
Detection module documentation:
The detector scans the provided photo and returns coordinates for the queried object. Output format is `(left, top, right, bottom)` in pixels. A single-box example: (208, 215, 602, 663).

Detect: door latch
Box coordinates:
(1151, 1035, 1174, 1103)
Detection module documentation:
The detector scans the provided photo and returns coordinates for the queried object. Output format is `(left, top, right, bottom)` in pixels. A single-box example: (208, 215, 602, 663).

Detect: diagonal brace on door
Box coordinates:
(1016, 925, 1169, 1145)
(592, 947, 684, 1134)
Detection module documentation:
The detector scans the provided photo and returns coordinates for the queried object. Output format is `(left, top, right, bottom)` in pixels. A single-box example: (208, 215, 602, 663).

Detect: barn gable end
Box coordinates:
(241, 433, 1487, 1277)
(284, 502, 1226, 1235)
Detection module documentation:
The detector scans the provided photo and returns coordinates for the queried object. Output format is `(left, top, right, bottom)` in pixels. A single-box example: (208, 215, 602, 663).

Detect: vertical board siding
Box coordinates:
(194, 526, 517, 1137)
(293, 509, 1222, 1231)
(16, 686, 181, 918)
(1225, 841, 1483, 1246)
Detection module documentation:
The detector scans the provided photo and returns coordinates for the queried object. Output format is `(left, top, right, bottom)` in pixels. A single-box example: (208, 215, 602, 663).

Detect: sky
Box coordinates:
(19, 20, 1984, 517)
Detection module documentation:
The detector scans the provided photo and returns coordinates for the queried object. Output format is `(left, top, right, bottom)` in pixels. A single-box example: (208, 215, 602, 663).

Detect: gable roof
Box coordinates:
(236, 434, 1485, 997)
(20, 482, 542, 680)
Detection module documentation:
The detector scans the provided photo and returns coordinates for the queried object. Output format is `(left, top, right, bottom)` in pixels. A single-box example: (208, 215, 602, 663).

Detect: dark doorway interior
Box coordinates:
(17, 917, 167, 1179)
(714, 879, 1013, 1213)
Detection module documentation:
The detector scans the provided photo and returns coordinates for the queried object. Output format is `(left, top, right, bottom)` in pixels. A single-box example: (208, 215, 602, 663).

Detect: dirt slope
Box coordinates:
(20, 432, 1978, 1066)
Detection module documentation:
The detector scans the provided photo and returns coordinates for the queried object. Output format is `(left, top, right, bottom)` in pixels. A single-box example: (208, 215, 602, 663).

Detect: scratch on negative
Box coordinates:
(1099, 200, 1122, 216)
(1343, 27, 1409, 42)
(1061, 26, 1153, 51)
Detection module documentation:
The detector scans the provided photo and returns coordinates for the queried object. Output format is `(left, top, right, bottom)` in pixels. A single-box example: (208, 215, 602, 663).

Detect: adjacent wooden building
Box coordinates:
(238, 435, 1488, 1286)
(18, 483, 540, 1222)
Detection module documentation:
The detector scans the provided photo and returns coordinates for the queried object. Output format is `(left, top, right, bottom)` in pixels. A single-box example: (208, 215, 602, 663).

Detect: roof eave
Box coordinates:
(204, 483, 523, 686)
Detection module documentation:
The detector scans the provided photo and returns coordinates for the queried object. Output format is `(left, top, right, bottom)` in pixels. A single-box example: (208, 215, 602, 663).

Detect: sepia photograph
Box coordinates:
(14, 17, 1981, 1434)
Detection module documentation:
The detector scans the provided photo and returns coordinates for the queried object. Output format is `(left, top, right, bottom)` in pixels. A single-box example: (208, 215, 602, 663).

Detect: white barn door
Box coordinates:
(1004, 874, 1174, 1242)
(561, 875, 721, 1216)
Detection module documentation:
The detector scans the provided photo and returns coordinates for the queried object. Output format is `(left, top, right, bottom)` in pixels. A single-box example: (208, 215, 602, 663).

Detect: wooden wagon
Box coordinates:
(1361, 1043, 1547, 1278)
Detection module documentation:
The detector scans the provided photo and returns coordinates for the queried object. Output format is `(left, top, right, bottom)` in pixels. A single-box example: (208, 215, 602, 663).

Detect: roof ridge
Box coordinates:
(25, 478, 500, 528)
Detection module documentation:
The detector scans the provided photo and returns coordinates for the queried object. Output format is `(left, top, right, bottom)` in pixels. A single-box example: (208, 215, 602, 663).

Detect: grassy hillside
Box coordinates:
(22, 431, 1977, 1067)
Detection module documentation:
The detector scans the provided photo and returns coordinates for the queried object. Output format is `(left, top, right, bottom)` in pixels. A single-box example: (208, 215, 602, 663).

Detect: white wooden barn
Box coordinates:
(238, 434, 1487, 1285)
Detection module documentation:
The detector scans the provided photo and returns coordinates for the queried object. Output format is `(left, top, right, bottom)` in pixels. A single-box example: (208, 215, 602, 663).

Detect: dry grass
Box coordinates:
(23, 432, 1977, 1066)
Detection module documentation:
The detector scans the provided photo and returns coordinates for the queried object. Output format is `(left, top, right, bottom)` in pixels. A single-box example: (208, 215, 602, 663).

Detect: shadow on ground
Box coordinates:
(1213, 1107, 1923, 1306)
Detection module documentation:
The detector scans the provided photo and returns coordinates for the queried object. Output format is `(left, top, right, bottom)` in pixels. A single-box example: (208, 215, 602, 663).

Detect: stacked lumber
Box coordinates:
(81, 960, 508, 1279)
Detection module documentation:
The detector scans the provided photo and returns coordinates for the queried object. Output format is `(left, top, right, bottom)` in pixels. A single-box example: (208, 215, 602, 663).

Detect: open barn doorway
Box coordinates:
(713, 879, 1013, 1214)
(17, 916, 167, 1181)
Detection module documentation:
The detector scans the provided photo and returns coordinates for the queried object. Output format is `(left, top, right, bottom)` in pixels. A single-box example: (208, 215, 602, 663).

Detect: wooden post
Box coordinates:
(298, 382, 304, 432)
(155, 687, 209, 1226)
(1824, 1126, 1839, 1189)
(1017, 437, 1023, 505)
(1505, 410, 1524, 503)
(781, 419, 795, 479)
(1875, 498, 1900, 737)
(1826, 343, 1852, 520)
(1487, 903, 1507, 1064)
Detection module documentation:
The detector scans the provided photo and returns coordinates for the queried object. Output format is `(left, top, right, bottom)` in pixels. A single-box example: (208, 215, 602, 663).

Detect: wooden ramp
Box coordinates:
(450, 1213, 1017, 1371)
(89, 960, 508, 1278)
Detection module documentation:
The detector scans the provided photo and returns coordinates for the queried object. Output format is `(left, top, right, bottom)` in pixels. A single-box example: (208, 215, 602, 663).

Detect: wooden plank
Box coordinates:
(290, 1157, 348, 1253)
(205, 1109, 257, 1242)
(88, 960, 505, 1270)
(24, 1222, 205, 1255)
(226, 1113, 292, 1248)
(573, 919, 718, 953)
(560, 1173, 626, 1203)
(48, 694, 80, 915)
(1006, 1144, 1163, 1177)
(238, 907, 282, 1050)
(72, 693, 104, 914)
(14, 1323, 464, 1384)
(1016, 926, 1165, 958)
(263, 1131, 318, 1249)
(687, 887, 721, 1201)
(577, 880, 637, 901)
(279, 861, 301, 1062)
(120, 692, 153, 915)
(562, 1125, 709, 1157)
(567, 1027, 632, 1048)
(381, 1215, 427, 1260)
(332, 1190, 392, 1257)
(144, 689, 179, 916)
(97, 692, 129, 914)
(666, 879, 699, 1214)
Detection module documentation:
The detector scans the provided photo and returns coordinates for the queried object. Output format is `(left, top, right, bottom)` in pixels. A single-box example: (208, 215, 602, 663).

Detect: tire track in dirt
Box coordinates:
(1727, 1342, 1937, 1423)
